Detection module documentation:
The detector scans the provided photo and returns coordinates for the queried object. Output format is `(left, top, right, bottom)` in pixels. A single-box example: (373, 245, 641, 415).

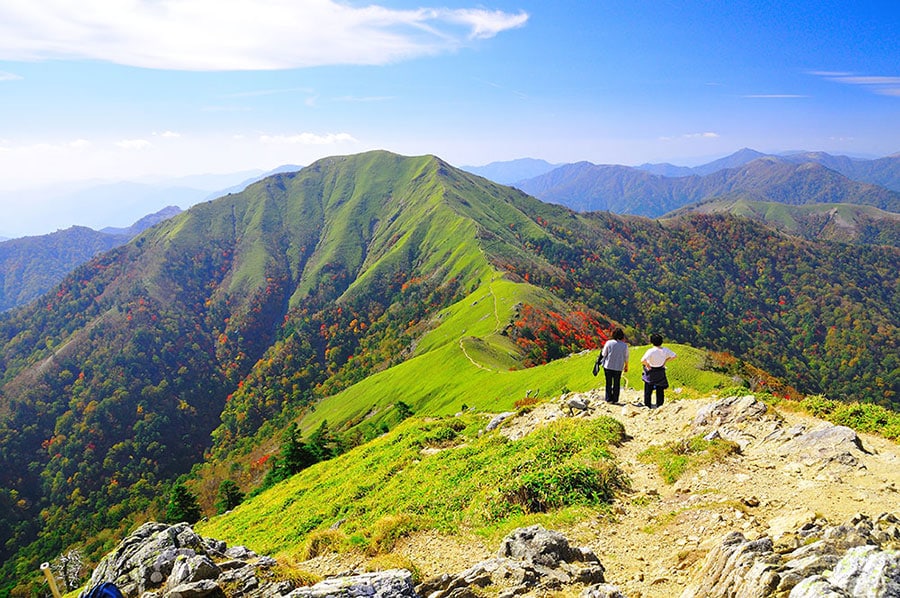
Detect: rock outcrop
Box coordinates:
(416, 525, 619, 598)
(284, 570, 417, 598)
(81, 523, 616, 598)
(681, 513, 900, 597)
(81, 522, 294, 597)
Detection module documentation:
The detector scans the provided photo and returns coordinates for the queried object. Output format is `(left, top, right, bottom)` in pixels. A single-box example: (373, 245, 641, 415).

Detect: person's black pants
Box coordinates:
(644, 384, 664, 408)
(604, 368, 622, 403)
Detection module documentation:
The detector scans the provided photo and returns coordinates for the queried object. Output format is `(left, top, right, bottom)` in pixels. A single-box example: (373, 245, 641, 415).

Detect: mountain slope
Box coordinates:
(518, 156, 900, 217)
(670, 198, 900, 246)
(0, 150, 897, 593)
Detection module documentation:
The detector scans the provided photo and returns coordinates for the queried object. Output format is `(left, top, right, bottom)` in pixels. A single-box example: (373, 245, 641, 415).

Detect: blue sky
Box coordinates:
(1, 1, 898, 233)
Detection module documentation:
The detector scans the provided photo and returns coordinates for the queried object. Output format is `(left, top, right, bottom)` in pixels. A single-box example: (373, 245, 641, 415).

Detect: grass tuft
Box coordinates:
(638, 435, 740, 484)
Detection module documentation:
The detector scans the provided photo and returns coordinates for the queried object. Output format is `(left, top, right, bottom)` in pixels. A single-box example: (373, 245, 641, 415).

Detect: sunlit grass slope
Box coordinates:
(297, 267, 734, 437)
(198, 413, 629, 558)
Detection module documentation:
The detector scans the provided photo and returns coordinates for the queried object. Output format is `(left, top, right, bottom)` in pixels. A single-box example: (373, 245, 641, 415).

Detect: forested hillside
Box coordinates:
(0, 151, 897, 594)
(670, 199, 900, 246)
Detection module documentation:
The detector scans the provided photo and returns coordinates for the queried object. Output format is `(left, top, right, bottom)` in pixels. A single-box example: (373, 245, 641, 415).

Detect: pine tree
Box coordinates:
(166, 483, 202, 524)
(214, 480, 245, 514)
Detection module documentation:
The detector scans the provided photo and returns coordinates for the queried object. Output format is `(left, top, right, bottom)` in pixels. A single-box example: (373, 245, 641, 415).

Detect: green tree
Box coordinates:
(166, 483, 201, 524)
(214, 480, 245, 514)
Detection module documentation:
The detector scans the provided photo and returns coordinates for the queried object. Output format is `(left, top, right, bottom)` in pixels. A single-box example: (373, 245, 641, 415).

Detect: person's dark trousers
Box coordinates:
(604, 368, 622, 403)
(644, 384, 664, 408)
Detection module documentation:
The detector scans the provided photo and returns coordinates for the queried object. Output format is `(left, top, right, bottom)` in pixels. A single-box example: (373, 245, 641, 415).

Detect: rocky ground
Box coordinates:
(385, 388, 900, 597)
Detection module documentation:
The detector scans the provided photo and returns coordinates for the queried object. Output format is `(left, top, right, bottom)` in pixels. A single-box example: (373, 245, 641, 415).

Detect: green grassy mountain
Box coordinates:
(669, 199, 900, 246)
(0, 151, 897, 594)
(516, 156, 900, 217)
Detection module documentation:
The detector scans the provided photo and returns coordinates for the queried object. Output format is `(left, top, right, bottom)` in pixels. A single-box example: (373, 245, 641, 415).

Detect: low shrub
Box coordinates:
(296, 529, 347, 560)
(368, 513, 422, 555)
(638, 435, 740, 484)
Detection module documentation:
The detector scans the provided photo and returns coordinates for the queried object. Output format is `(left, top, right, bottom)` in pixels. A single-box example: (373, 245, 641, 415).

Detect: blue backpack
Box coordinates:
(84, 582, 124, 598)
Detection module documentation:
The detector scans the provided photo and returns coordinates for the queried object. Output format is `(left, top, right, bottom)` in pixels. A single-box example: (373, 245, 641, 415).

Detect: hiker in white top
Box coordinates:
(640, 334, 676, 408)
(600, 328, 629, 404)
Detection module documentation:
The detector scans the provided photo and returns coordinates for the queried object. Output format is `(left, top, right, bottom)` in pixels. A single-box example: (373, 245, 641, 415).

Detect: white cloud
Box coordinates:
(811, 71, 900, 97)
(259, 132, 357, 145)
(0, 1, 528, 71)
(155, 131, 182, 138)
(0, 70, 22, 81)
(116, 139, 152, 150)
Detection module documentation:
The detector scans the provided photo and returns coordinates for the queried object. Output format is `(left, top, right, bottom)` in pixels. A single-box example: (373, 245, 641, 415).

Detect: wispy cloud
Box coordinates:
(743, 94, 808, 99)
(333, 95, 396, 103)
(0, 1, 528, 71)
(154, 131, 182, 138)
(223, 87, 315, 99)
(0, 70, 22, 81)
(259, 132, 357, 145)
(810, 71, 900, 97)
(659, 132, 719, 141)
(116, 139, 152, 150)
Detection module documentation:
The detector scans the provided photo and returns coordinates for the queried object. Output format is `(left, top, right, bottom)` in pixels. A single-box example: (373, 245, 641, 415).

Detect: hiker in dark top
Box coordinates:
(600, 327, 629, 404)
(640, 334, 676, 408)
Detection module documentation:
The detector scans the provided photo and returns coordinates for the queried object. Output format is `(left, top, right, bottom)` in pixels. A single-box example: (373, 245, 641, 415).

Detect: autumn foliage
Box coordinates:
(509, 304, 609, 366)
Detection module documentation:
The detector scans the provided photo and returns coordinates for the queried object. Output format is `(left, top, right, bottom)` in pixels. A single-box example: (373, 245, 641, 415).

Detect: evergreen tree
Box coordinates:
(166, 483, 201, 524)
(214, 480, 245, 514)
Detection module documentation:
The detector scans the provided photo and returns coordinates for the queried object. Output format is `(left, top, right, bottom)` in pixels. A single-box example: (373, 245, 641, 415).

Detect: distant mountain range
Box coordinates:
(0, 206, 181, 311)
(508, 150, 900, 228)
(0, 164, 302, 239)
(460, 157, 558, 184)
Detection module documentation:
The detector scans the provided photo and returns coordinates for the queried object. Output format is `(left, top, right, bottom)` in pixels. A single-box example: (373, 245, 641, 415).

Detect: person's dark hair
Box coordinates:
(612, 327, 625, 340)
(650, 333, 663, 346)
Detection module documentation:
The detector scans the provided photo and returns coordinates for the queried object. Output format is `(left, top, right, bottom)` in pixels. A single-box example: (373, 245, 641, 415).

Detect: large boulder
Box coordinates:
(80, 522, 294, 598)
(284, 569, 417, 598)
(417, 525, 616, 598)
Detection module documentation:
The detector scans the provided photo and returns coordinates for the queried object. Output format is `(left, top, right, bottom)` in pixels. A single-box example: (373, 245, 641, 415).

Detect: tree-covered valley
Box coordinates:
(0, 151, 897, 594)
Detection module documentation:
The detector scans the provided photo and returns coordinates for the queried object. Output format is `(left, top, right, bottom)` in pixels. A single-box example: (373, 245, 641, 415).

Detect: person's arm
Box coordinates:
(623, 345, 629, 371)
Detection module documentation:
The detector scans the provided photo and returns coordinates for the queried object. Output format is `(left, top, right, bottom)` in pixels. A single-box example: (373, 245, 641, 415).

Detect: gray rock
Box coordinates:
(581, 583, 627, 598)
(166, 579, 226, 598)
(284, 569, 417, 597)
(486, 412, 515, 431)
(497, 525, 581, 567)
(418, 525, 604, 598)
(169, 555, 221, 586)
(829, 545, 900, 597)
(79, 522, 300, 598)
(683, 514, 900, 598)
(693, 395, 768, 427)
(776, 424, 866, 469)
(789, 576, 851, 597)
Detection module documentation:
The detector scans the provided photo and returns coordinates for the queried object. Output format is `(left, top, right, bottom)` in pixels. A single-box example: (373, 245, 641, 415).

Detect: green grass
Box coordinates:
(298, 269, 736, 438)
(197, 414, 629, 558)
(637, 435, 740, 484)
(792, 394, 900, 441)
